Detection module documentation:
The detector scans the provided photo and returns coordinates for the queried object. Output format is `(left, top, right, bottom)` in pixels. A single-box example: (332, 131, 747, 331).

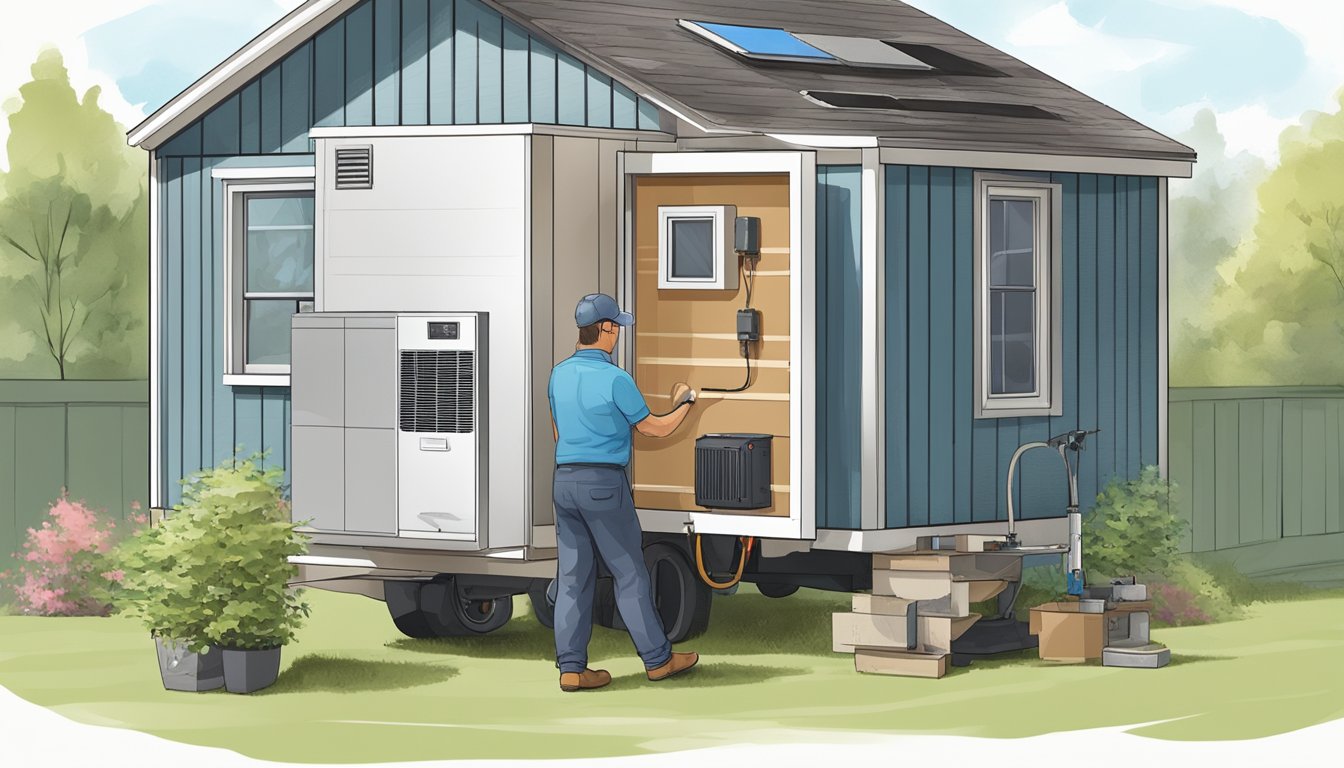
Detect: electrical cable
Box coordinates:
(693, 534, 755, 589)
(704, 254, 758, 394)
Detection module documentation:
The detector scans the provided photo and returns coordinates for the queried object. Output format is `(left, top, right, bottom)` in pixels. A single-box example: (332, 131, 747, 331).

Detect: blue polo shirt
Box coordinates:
(548, 349, 651, 466)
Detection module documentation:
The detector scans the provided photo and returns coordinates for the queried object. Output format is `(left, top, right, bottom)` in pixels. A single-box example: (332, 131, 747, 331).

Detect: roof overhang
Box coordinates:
(128, 0, 359, 149)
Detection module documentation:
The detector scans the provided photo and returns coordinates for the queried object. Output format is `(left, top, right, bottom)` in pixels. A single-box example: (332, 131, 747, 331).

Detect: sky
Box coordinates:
(1, 0, 1343, 170)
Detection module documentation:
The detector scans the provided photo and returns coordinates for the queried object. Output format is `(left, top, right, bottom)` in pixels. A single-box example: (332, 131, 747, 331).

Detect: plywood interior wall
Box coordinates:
(632, 174, 791, 517)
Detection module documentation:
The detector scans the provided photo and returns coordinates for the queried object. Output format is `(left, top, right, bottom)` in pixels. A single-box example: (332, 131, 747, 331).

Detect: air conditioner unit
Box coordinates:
(396, 314, 488, 542)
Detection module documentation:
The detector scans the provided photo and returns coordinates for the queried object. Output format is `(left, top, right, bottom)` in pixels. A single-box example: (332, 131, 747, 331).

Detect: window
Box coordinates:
(680, 20, 835, 62)
(974, 175, 1062, 418)
(657, 205, 738, 290)
(678, 21, 937, 70)
(223, 179, 315, 380)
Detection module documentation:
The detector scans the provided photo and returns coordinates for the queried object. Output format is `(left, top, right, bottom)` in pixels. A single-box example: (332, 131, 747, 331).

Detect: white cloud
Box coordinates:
(1005, 2, 1184, 80)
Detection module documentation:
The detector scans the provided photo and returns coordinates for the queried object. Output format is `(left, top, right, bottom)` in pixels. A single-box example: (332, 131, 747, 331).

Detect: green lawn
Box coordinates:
(1, 586, 1341, 763)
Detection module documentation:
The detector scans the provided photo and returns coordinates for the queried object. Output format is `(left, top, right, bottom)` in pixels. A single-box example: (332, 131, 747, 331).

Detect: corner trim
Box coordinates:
(148, 150, 161, 508)
(1158, 178, 1169, 477)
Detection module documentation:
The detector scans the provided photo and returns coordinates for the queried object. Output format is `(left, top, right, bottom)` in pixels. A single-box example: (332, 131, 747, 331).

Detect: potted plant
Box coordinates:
(183, 456, 310, 693)
(114, 455, 310, 694)
(114, 519, 224, 692)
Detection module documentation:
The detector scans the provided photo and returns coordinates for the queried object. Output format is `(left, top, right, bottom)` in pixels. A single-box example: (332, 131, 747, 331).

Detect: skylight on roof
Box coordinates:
(681, 20, 835, 61)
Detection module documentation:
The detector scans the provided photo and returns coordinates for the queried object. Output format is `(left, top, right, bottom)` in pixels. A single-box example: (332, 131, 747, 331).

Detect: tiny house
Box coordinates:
(130, 0, 1194, 642)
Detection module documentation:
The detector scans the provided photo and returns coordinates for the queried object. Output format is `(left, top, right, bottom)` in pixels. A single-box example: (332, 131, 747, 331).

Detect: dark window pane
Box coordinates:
(989, 198, 1035, 288)
(247, 300, 297, 366)
(990, 289, 1036, 395)
(670, 218, 715, 279)
(247, 195, 314, 293)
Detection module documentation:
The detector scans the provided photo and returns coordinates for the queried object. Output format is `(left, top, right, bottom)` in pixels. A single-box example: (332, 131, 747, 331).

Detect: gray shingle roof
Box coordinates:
(491, 0, 1196, 161)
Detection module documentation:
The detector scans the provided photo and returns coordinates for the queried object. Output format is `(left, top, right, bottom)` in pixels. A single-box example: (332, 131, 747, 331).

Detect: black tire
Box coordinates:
(385, 578, 514, 638)
(644, 543, 711, 643)
(755, 582, 799, 599)
(384, 580, 437, 639)
(528, 579, 557, 629)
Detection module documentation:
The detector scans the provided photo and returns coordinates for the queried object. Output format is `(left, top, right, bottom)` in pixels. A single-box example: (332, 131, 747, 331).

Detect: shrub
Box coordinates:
(2, 494, 145, 616)
(1084, 466, 1185, 581)
(1083, 466, 1240, 626)
(114, 455, 310, 651)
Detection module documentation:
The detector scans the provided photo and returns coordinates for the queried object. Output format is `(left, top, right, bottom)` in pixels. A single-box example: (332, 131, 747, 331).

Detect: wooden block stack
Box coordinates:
(834, 546, 1022, 678)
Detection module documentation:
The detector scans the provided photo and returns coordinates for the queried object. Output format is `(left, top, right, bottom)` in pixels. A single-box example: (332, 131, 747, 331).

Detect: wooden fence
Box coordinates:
(1169, 387, 1344, 557)
(0, 381, 149, 571)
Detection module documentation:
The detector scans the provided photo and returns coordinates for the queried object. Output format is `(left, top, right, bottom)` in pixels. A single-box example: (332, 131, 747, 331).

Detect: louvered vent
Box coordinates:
(334, 145, 373, 190)
(399, 350, 475, 433)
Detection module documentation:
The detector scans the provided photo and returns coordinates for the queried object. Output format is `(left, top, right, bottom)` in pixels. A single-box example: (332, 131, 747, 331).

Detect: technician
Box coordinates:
(547, 292, 700, 692)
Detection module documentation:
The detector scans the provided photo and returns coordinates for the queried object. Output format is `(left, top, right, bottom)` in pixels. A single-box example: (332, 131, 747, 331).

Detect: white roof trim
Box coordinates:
(769, 133, 879, 149)
(128, 0, 358, 149)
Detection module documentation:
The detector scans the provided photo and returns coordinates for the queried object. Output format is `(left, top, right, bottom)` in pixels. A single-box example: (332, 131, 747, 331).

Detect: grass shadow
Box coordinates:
(603, 663, 807, 691)
(260, 654, 458, 695)
(389, 589, 851, 661)
(945, 650, 1230, 676)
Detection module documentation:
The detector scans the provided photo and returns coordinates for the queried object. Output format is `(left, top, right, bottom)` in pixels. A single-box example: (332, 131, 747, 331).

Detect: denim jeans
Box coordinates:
(552, 464, 672, 674)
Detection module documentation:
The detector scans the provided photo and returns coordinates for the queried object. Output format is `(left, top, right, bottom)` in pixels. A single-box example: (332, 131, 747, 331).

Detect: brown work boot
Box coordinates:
(646, 651, 699, 682)
(559, 668, 612, 692)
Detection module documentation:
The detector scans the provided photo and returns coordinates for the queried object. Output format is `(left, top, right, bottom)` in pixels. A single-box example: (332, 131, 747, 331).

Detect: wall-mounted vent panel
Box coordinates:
(398, 350, 476, 433)
(334, 146, 373, 189)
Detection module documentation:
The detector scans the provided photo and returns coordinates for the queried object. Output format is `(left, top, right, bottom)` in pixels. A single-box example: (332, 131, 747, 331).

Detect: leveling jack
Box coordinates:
(951, 428, 1099, 665)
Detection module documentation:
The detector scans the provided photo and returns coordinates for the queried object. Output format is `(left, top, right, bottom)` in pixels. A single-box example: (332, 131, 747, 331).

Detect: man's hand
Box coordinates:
(670, 382, 696, 408)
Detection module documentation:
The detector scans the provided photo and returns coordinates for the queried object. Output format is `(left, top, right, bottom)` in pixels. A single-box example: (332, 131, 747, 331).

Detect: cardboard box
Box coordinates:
(1028, 602, 1106, 661)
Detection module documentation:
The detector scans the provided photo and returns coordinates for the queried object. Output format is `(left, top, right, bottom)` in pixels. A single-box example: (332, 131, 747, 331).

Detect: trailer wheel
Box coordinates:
(528, 579, 557, 629)
(384, 578, 513, 638)
(644, 543, 711, 643)
(384, 580, 437, 639)
(755, 582, 799, 599)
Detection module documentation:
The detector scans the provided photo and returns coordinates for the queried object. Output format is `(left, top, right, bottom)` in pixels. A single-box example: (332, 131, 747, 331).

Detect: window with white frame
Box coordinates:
(224, 180, 315, 378)
(974, 175, 1062, 418)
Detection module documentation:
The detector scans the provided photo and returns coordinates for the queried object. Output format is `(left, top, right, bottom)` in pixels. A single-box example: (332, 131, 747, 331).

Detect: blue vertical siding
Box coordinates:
(153, 0, 665, 501)
(906, 167, 931, 527)
(154, 0, 669, 158)
(878, 166, 1160, 529)
(816, 167, 863, 530)
(401, 0, 429, 125)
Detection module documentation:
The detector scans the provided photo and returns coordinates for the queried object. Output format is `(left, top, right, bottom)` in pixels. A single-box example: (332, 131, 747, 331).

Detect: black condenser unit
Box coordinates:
(694, 434, 773, 510)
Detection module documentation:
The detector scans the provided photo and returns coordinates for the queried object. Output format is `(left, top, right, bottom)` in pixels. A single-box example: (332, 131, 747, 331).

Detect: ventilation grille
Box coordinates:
(334, 146, 373, 190)
(696, 447, 746, 505)
(398, 350, 475, 433)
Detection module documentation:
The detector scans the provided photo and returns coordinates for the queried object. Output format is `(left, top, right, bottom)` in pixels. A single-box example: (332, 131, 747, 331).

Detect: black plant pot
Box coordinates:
(221, 646, 283, 694)
(155, 637, 224, 692)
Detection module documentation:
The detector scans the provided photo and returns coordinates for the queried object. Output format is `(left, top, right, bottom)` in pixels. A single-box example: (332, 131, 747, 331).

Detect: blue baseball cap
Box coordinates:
(575, 293, 634, 328)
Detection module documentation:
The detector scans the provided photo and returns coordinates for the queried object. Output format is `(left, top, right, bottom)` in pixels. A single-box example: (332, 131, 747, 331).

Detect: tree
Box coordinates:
(1173, 90, 1344, 386)
(0, 48, 147, 380)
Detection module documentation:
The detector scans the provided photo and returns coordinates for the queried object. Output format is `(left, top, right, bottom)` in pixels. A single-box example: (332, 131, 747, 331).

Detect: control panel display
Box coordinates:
(427, 321, 460, 340)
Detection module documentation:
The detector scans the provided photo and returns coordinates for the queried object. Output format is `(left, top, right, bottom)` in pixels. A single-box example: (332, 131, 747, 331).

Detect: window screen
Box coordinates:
(669, 217, 716, 279)
(988, 198, 1037, 395)
(243, 193, 314, 367)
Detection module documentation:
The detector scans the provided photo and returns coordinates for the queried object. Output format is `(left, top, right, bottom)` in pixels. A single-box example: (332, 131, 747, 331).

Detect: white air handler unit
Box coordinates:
(290, 311, 489, 551)
(396, 314, 487, 544)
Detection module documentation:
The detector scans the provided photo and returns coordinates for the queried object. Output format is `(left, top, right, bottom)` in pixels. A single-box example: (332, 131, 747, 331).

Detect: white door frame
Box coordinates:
(619, 150, 817, 540)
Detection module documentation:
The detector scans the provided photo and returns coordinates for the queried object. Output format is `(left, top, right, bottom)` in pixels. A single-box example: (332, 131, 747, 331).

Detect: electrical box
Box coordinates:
(736, 309, 761, 343)
(694, 434, 773, 510)
(734, 216, 761, 255)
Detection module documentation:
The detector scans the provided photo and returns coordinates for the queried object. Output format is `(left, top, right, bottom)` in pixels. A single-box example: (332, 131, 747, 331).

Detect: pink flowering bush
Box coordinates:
(1, 494, 147, 616)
